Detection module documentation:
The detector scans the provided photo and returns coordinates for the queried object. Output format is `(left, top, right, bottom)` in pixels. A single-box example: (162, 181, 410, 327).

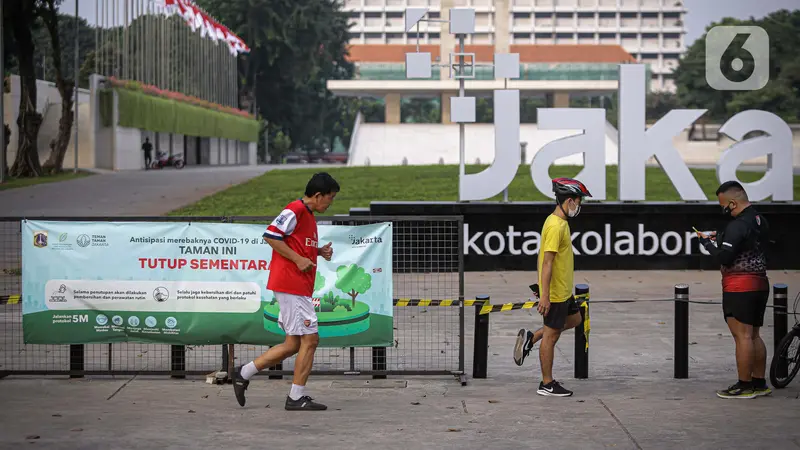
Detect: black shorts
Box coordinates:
(722, 291, 769, 327)
(543, 296, 581, 330)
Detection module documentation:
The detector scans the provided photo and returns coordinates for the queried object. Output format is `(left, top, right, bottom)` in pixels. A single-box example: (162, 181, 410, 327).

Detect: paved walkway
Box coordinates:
(2, 270, 799, 449)
(1, 166, 799, 448)
(0, 165, 279, 217)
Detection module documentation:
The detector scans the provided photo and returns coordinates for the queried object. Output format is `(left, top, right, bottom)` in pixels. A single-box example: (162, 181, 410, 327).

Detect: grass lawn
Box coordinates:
(169, 165, 800, 217)
(0, 171, 92, 191)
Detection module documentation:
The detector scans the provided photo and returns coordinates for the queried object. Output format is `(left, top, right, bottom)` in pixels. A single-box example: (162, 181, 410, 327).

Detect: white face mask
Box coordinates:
(567, 201, 581, 218)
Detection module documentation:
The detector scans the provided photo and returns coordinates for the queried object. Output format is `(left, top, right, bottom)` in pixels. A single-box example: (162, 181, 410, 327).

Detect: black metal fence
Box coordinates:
(0, 215, 465, 381)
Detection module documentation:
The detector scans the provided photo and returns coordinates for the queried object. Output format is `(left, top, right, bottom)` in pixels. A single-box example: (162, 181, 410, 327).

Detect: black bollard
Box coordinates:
(773, 283, 789, 379)
(674, 284, 689, 379)
(472, 295, 490, 379)
(574, 284, 589, 379)
(221, 344, 229, 374)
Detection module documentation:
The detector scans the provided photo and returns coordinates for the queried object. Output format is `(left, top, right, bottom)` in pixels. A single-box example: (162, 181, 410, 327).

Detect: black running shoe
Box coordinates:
(537, 380, 573, 397)
(513, 329, 534, 366)
(285, 395, 328, 411)
(233, 366, 249, 407)
(716, 382, 756, 399)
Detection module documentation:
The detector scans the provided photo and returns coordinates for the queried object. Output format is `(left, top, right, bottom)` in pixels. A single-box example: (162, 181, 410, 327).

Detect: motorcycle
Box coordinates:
(150, 151, 185, 169)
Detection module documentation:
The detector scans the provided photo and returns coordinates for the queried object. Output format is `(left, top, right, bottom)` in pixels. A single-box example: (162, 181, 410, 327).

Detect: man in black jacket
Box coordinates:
(697, 181, 771, 399)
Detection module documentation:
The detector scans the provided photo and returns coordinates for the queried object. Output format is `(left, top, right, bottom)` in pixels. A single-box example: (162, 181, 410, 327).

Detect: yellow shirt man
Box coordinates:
(537, 214, 574, 303)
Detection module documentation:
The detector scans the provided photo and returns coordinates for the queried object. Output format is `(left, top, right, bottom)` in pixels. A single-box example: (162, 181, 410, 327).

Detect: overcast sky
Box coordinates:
(683, 0, 800, 43)
(58, 0, 800, 45)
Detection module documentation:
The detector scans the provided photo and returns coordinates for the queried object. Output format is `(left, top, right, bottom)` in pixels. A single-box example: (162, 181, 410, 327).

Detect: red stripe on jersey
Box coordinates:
(266, 224, 285, 236)
(722, 273, 769, 293)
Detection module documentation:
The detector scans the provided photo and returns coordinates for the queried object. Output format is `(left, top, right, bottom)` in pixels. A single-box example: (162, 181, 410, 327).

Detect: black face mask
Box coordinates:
(721, 202, 734, 216)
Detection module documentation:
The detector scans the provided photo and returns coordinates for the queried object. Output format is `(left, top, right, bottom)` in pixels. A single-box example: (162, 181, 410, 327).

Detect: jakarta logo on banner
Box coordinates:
(20, 220, 393, 347)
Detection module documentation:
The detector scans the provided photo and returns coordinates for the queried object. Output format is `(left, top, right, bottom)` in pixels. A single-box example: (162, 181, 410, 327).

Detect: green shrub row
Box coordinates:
(99, 88, 260, 142)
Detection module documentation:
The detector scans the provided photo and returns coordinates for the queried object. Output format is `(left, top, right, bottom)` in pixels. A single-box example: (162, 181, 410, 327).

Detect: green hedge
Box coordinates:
(99, 88, 260, 142)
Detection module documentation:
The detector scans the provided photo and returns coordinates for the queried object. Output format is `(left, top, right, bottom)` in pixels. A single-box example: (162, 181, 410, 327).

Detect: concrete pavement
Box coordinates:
(2, 166, 800, 448)
(2, 270, 800, 449)
(0, 166, 277, 218)
(1, 375, 798, 450)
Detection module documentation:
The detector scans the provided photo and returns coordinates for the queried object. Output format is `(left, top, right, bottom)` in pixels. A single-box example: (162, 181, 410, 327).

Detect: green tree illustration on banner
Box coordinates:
(314, 272, 326, 293)
(335, 264, 372, 307)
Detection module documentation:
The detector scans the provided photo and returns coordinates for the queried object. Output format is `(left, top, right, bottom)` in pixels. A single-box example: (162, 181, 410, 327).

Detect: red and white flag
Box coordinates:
(162, 0, 250, 56)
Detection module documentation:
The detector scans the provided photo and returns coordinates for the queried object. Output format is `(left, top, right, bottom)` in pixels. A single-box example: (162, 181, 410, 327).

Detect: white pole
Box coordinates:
(458, 34, 465, 183)
(73, 0, 80, 173)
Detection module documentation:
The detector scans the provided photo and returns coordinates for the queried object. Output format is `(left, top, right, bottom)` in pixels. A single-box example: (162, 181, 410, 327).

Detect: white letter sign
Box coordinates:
(460, 90, 521, 201)
(532, 108, 607, 200)
(618, 65, 707, 201)
(401, 10, 794, 202)
(716, 110, 794, 201)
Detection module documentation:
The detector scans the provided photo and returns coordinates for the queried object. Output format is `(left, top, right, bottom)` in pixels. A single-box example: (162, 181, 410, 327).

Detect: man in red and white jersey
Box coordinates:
(233, 172, 339, 411)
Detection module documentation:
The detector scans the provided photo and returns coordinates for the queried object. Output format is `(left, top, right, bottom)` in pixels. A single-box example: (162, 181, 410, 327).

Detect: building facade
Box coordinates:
(341, 0, 686, 92)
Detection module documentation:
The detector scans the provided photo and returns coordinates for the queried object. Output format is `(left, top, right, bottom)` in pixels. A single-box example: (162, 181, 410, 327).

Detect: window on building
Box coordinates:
(514, 33, 532, 43)
(535, 14, 554, 27)
(555, 32, 575, 44)
(620, 33, 638, 48)
(620, 13, 637, 28)
(513, 13, 532, 28)
(364, 32, 383, 43)
(577, 13, 595, 28)
(641, 12, 658, 28)
(598, 12, 616, 27)
(364, 12, 383, 27)
(598, 33, 616, 44)
(641, 33, 659, 48)
(474, 12, 490, 27)
(386, 33, 404, 43)
(577, 32, 595, 44)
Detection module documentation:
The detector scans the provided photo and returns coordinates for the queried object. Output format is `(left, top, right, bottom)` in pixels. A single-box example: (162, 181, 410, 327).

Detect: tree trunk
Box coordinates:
(41, 87, 74, 173)
(9, 4, 43, 178)
(349, 290, 357, 307)
(2, 124, 10, 179)
(41, 1, 75, 174)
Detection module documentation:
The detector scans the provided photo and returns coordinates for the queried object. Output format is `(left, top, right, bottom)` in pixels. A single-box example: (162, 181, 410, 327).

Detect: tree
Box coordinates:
(39, 0, 73, 173)
(674, 9, 800, 124)
(196, 0, 355, 152)
(334, 264, 372, 308)
(6, 0, 45, 178)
